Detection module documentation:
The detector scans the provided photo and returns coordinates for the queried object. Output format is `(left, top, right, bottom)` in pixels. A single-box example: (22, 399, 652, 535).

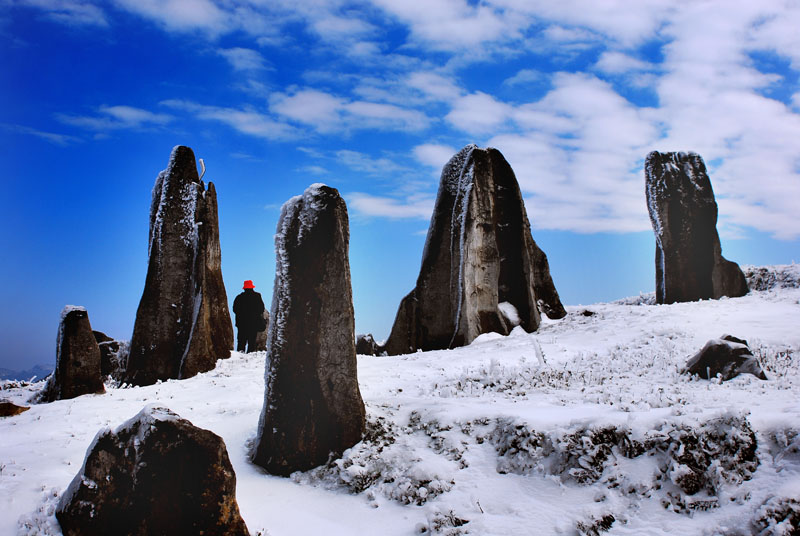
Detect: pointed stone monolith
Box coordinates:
(125, 146, 233, 386)
(645, 151, 748, 304)
(252, 184, 365, 476)
(383, 145, 565, 355)
(40, 306, 105, 402)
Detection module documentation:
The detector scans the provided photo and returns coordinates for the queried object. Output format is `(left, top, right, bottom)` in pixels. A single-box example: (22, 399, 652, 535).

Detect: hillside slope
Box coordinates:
(2, 267, 799, 535)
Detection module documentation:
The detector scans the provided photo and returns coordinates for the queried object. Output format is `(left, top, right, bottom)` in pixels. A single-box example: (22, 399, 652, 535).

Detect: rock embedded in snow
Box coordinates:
(56, 405, 249, 536)
(384, 145, 565, 355)
(254, 309, 270, 352)
(0, 399, 30, 417)
(645, 151, 748, 304)
(356, 333, 379, 356)
(682, 335, 767, 381)
(92, 331, 126, 381)
(125, 146, 234, 386)
(252, 184, 366, 476)
(40, 307, 105, 402)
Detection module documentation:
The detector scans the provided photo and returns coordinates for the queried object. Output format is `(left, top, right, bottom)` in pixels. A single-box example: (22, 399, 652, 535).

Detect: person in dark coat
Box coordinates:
(232, 280, 265, 353)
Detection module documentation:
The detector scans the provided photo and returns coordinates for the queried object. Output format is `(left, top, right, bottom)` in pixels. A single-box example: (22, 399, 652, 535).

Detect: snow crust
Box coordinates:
(3, 277, 800, 535)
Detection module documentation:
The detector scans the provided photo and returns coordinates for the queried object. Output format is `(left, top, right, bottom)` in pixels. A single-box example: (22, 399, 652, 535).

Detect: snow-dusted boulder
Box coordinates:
(253, 184, 366, 476)
(92, 331, 127, 381)
(384, 145, 565, 356)
(125, 146, 233, 386)
(56, 406, 249, 536)
(682, 335, 767, 381)
(254, 309, 270, 352)
(645, 151, 748, 304)
(40, 306, 105, 402)
(356, 333, 379, 356)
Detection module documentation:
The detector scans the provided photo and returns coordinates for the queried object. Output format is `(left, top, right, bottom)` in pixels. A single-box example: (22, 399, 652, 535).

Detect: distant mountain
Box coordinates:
(0, 364, 53, 382)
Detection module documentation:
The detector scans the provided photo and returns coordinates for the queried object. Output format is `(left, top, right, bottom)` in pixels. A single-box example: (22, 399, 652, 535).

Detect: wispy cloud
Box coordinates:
(18, 0, 108, 27)
(335, 150, 408, 175)
(3, 123, 81, 145)
(57, 105, 173, 131)
(347, 192, 434, 220)
(270, 88, 431, 133)
(217, 47, 269, 72)
(161, 99, 297, 140)
(111, 0, 229, 34)
(412, 143, 456, 170)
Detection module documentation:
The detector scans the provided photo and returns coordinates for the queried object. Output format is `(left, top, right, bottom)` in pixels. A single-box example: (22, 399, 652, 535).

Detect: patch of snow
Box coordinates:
(498, 302, 520, 327)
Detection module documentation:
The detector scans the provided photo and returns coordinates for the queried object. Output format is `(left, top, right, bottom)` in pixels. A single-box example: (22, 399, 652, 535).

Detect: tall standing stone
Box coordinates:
(645, 151, 748, 304)
(40, 306, 105, 402)
(125, 146, 233, 386)
(252, 184, 365, 476)
(383, 145, 565, 356)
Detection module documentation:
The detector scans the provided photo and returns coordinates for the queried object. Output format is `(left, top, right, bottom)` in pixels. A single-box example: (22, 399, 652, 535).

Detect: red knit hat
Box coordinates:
(243, 280, 255, 289)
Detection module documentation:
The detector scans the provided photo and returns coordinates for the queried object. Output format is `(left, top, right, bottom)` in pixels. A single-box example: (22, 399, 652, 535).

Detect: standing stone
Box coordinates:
(40, 306, 105, 402)
(252, 184, 366, 476)
(254, 309, 270, 352)
(93, 331, 126, 381)
(356, 333, 379, 356)
(645, 151, 748, 304)
(125, 146, 233, 386)
(56, 406, 249, 536)
(383, 145, 565, 356)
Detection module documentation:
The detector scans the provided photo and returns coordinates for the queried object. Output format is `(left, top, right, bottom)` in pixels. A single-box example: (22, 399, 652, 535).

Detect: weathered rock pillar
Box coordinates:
(645, 151, 748, 304)
(383, 144, 565, 355)
(125, 146, 233, 385)
(252, 184, 366, 476)
(40, 306, 105, 402)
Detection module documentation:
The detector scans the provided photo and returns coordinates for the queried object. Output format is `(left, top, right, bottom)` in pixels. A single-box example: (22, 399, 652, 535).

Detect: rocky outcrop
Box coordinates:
(356, 334, 379, 356)
(40, 306, 105, 402)
(252, 184, 366, 476)
(56, 406, 249, 536)
(93, 331, 126, 381)
(384, 145, 565, 355)
(645, 151, 748, 304)
(125, 146, 233, 386)
(0, 400, 30, 417)
(682, 335, 767, 381)
(255, 309, 270, 352)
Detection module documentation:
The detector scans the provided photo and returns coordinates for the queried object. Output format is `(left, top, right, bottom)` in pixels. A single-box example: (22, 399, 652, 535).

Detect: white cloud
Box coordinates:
(370, 0, 521, 50)
(112, 0, 228, 33)
(347, 192, 434, 220)
(335, 150, 407, 175)
(270, 88, 430, 133)
(217, 47, 268, 71)
(595, 51, 654, 74)
(405, 72, 462, 102)
(269, 89, 346, 129)
(161, 100, 297, 140)
(445, 92, 513, 135)
(413, 143, 456, 170)
(3, 123, 81, 145)
(18, 0, 108, 27)
(57, 105, 173, 131)
(503, 69, 546, 87)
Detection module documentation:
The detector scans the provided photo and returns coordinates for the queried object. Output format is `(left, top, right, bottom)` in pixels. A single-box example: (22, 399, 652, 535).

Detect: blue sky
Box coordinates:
(2, 0, 799, 370)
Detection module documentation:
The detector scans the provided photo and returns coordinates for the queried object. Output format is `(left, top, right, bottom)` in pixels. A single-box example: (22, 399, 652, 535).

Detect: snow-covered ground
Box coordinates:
(2, 267, 799, 535)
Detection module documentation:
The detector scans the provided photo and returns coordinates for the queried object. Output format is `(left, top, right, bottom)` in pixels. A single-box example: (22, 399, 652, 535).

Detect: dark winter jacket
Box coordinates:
(233, 289, 265, 330)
